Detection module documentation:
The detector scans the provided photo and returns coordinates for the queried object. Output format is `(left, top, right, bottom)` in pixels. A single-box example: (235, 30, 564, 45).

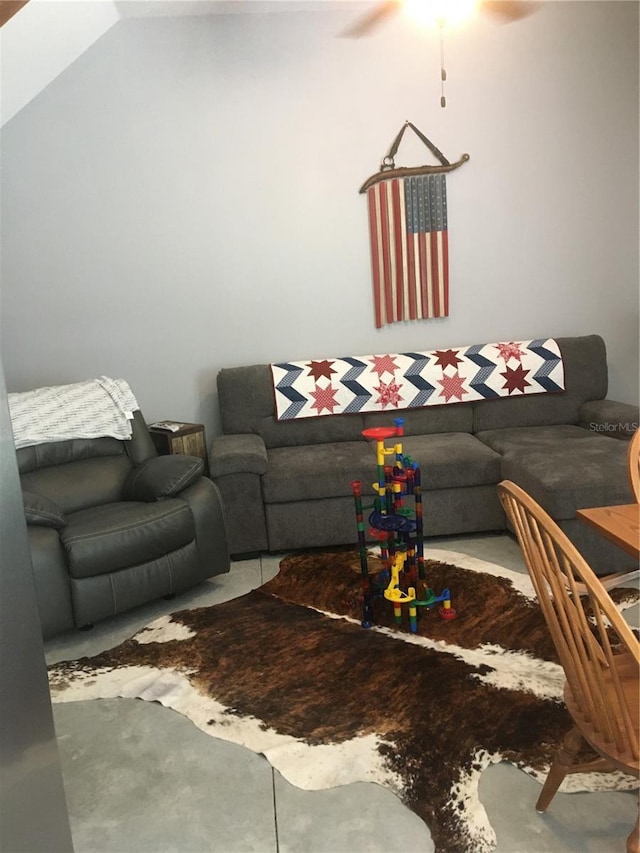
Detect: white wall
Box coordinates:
(1, 1, 638, 440)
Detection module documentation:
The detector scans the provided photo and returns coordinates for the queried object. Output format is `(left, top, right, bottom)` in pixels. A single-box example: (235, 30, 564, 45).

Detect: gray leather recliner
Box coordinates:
(18, 411, 229, 639)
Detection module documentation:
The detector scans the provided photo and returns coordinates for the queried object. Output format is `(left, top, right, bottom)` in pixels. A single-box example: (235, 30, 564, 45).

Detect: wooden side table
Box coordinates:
(148, 421, 209, 475)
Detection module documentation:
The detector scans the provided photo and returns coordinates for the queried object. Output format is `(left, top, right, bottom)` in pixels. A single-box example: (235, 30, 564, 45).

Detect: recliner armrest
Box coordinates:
(209, 434, 268, 478)
(123, 455, 204, 502)
(22, 490, 66, 529)
(579, 399, 639, 439)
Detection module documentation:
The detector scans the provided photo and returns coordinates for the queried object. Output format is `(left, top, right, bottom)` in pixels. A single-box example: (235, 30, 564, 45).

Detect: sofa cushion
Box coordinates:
(475, 424, 603, 455)
(217, 364, 275, 433)
(500, 441, 632, 520)
(16, 436, 126, 474)
(398, 433, 502, 490)
(20, 455, 133, 514)
(262, 441, 376, 503)
(363, 402, 473, 436)
(61, 499, 195, 578)
(258, 413, 365, 449)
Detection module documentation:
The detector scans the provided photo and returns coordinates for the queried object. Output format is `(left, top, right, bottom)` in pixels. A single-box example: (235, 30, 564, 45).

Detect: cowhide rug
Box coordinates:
(48, 549, 639, 853)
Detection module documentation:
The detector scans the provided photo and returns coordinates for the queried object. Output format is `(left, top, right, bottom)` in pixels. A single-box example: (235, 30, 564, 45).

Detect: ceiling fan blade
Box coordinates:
(480, 1, 540, 23)
(340, 1, 400, 38)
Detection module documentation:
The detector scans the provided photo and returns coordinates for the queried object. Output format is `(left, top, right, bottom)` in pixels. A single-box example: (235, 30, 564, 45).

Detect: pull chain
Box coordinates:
(438, 18, 447, 108)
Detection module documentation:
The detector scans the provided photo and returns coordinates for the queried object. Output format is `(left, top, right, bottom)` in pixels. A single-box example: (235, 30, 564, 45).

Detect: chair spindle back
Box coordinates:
(498, 480, 639, 769)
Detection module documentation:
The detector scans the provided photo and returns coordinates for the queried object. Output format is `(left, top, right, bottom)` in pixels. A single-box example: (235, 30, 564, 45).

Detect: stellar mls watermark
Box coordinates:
(589, 421, 638, 434)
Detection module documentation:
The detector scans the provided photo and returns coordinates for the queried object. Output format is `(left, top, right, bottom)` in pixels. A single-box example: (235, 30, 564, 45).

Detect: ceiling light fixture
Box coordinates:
(403, 0, 479, 107)
(402, 0, 479, 29)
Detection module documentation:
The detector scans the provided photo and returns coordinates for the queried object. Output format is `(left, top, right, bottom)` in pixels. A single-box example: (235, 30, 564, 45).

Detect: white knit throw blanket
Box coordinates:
(8, 377, 140, 449)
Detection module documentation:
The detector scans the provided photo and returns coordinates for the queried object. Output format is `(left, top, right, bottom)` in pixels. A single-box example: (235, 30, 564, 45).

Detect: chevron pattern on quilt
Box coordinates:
(271, 339, 565, 421)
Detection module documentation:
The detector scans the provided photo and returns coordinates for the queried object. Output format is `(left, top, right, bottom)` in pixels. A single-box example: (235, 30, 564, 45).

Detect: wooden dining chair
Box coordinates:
(628, 428, 640, 503)
(498, 480, 640, 853)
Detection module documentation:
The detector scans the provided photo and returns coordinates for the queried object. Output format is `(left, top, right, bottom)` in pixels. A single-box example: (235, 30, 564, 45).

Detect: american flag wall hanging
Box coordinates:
(360, 122, 469, 328)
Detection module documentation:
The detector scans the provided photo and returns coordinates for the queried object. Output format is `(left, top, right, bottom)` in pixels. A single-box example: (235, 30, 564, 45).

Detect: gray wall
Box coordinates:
(1, 1, 638, 441)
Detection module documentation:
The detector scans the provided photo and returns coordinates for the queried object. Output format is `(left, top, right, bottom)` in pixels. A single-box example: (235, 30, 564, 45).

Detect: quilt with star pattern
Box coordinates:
(270, 339, 565, 421)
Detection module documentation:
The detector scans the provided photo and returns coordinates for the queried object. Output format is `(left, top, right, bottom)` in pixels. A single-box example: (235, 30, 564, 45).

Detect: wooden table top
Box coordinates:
(576, 503, 640, 559)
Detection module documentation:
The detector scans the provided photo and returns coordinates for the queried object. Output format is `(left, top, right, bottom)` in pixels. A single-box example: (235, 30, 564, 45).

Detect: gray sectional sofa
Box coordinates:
(210, 334, 638, 574)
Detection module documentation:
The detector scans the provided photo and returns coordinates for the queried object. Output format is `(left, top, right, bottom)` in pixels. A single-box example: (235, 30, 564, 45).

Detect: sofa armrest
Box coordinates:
(123, 455, 204, 501)
(22, 490, 66, 529)
(579, 399, 639, 439)
(210, 434, 268, 477)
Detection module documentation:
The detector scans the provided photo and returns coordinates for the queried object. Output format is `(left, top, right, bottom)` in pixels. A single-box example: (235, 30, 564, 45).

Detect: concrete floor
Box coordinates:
(45, 533, 639, 853)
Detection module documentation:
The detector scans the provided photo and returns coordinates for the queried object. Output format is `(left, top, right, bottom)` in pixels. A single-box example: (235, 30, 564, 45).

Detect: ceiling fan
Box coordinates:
(342, 1, 539, 38)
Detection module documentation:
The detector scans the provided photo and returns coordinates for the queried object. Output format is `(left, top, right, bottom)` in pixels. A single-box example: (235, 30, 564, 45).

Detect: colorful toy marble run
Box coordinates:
(351, 418, 455, 631)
